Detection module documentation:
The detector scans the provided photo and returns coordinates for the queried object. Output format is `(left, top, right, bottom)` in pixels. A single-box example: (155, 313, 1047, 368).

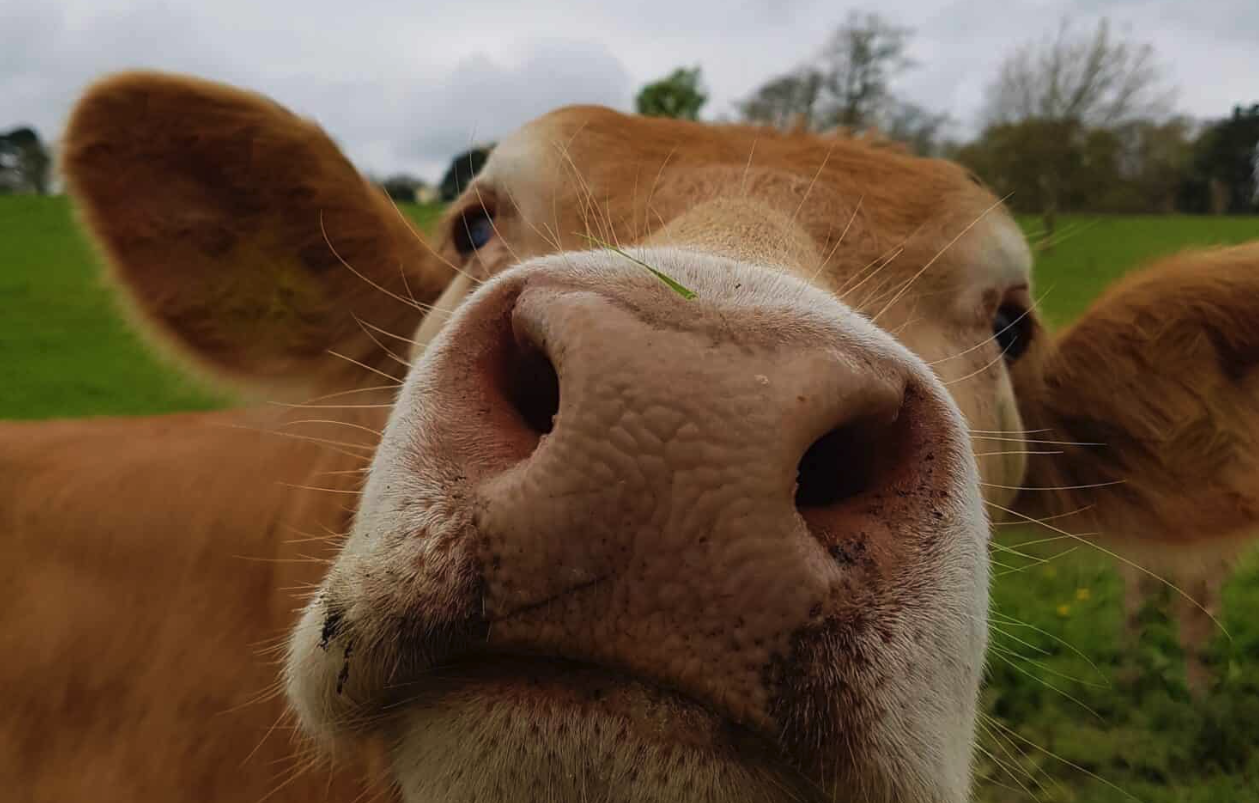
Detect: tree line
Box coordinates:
(635, 13, 1259, 225)
(3, 16, 1254, 222)
(0, 127, 52, 195)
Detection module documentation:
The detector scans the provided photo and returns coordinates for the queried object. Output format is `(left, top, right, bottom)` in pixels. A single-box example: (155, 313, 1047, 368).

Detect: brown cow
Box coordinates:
(3, 71, 1256, 803)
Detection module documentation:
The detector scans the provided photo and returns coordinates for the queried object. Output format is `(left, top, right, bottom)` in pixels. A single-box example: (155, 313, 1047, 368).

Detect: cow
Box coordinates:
(3, 70, 1257, 803)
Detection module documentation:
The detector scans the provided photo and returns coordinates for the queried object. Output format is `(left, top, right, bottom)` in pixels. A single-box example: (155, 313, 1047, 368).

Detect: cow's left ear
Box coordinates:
(62, 70, 454, 399)
(1009, 242, 1259, 541)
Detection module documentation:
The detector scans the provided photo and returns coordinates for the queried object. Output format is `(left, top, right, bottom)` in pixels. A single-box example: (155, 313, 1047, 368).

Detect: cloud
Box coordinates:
(399, 39, 634, 179)
(1, 0, 1253, 183)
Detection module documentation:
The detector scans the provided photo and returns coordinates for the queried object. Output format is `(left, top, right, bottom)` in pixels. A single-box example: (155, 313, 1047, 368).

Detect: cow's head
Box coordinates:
(62, 72, 1245, 803)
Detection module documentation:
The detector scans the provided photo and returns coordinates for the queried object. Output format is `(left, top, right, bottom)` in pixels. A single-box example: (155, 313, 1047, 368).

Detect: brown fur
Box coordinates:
(4, 71, 438, 802)
(1011, 242, 1259, 694)
(6, 70, 1259, 799)
(0, 407, 396, 801)
(61, 71, 452, 400)
(1014, 242, 1259, 541)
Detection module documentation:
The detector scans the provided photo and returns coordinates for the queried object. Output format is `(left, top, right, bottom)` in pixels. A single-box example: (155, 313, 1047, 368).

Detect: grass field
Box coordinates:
(3, 196, 1258, 801)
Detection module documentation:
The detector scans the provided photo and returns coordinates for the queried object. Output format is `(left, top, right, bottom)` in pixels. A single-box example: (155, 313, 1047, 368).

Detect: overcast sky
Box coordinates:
(4, 0, 1256, 183)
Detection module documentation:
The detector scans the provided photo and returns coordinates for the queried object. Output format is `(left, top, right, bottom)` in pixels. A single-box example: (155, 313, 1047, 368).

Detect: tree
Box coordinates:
(1179, 104, 1259, 214)
(377, 173, 428, 203)
(737, 11, 926, 145)
(0, 126, 52, 195)
(881, 101, 951, 157)
(735, 8, 941, 154)
(978, 17, 1174, 234)
(984, 18, 1172, 129)
(438, 145, 493, 202)
(816, 11, 914, 129)
(737, 68, 826, 130)
(635, 66, 708, 121)
(956, 119, 1086, 216)
(1109, 117, 1195, 212)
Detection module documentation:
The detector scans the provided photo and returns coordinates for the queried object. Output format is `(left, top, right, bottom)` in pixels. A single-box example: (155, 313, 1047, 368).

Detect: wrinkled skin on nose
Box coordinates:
(476, 280, 912, 727)
(288, 248, 989, 802)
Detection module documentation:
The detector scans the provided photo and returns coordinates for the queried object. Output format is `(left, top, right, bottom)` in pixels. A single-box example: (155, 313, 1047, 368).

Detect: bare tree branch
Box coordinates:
(984, 17, 1175, 128)
(738, 10, 917, 135)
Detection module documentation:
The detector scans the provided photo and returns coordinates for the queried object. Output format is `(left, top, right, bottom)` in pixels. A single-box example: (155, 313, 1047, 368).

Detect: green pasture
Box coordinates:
(2, 195, 1258, 801)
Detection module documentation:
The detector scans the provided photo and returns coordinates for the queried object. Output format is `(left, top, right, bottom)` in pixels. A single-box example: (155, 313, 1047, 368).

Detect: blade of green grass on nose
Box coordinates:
(578, 234, 697, 300)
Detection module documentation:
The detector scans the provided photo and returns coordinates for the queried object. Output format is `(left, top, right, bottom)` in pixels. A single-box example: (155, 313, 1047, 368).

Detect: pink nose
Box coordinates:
(400, 262, 967, 730)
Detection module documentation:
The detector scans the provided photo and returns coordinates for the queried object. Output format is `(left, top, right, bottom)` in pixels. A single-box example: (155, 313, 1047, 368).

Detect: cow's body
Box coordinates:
(1, 409, 390, 800)
(6, 70, 1259, 803)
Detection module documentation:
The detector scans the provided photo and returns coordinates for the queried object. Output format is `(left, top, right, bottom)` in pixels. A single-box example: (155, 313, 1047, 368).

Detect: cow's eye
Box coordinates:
(454, 209, 495, 255)
(993, 303, 1033, 363)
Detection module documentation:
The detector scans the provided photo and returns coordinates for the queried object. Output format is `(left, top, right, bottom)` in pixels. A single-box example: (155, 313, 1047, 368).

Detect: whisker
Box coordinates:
(216, 423, 375, 461)
(780, 141, 837, 259)
(993, 546, 1081, 576)
(981, 715, 1142, 802)
(973, 738, 1041, 801)
(981, 480, 1125, 492)
(805, 196, 864, 289)
(995, 533, 1098, 552)
(396, 260, 422, 310)
(870, 195, 1012, 325)
(502, 185, 563, 254)
(988, 625, 1051, 658)
(381, 174, 481, 286)
(989, 558, 1025, 573)
(255, 748, 326, 803)
(473, 179, 526, 270)
(352, 313, 411, 370)
(988, 611, 1108, 679)
(987, 500, 1232, 639)
(928, 287, 1051, 368)
(943, 340, 1014, 386)
(1031, 217, 1101, 253)
(358, 317, 430, 349)
(278, 483, 364, 496)
(644, 145, 680, 231)
(989, 540, 1053, 561)
(218, 677, 289, 717)
(293, 384, 403, 405)
(554, 139, 614, 248)
(319, 212, 466, 313)
(277, 419, 383, 438)
(989, 643, 1109, 689)
(972, 434, 1104, 447)
(233, 553, 332, 564)
(239, 709, 291, 769)
(268, 402, 395, 410)
(846, 267, 907, 314)
(989, 651, 1105, 721)
(836, 230, 917, 302)
(980, 716, 1062, 800)
(739, 135, 759, 197)
(888, 315, 922, 337)
(327, 350, 404, 386)
(310, 467, 370, 477)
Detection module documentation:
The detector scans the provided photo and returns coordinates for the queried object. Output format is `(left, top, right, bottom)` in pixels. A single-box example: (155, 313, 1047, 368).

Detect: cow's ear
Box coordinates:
(62, 71, 453, 399)
(1009, 242, 1259, 541)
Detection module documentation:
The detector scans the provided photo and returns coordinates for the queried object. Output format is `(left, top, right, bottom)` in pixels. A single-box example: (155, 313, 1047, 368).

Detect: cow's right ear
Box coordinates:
(62, 71, 454, 399)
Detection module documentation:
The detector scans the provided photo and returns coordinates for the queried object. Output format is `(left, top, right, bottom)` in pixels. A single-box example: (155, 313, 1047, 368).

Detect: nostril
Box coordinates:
(504, 334, 559, 436)
(795, 421, 878, 508)
(794, 401, 909, 510)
